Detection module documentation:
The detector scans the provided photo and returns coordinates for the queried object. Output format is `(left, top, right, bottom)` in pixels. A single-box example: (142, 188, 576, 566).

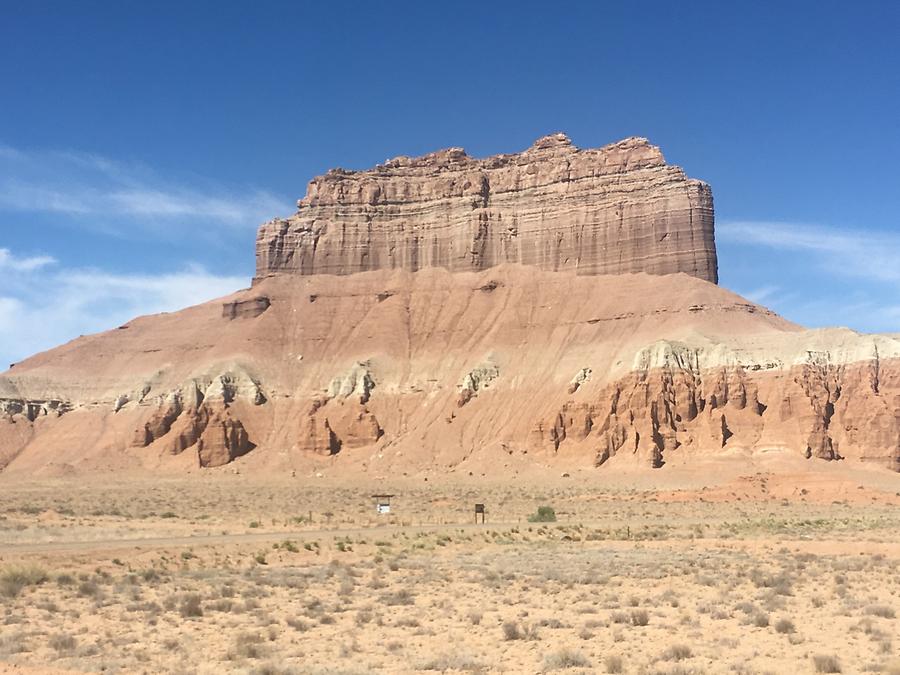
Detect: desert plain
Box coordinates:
(2, 136, 900, 674)
(1, 455, 899, 675)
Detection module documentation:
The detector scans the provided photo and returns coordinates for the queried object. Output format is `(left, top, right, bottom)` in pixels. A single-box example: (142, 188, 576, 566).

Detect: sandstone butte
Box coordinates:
(1, 133, 898, 477)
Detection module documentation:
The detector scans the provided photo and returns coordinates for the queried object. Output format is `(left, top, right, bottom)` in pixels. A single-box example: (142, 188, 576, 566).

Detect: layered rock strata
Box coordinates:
(2, 135, 898, 476)
(533, 341, 900, 471)
(255, 134, 718, 283)
(1, 266, 898, 475)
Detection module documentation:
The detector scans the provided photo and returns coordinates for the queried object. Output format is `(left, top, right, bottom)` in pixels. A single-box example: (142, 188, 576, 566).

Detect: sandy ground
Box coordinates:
(1, 460, 899, 674)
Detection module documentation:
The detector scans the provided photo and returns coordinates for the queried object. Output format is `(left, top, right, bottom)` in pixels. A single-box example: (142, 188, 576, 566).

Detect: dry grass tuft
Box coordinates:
(812, 654, 842, 673)
(0, 564, 48, 598)
(418, 653, 487, 672)
(661, 644, 693, 661)
(604, 654, 624, 673)
(180, 593, 203, 617)
(864, 605, 896, 619)
(774, 617, 796, 634)
(502, 621, 539, 641)
(630, 609, 650, 626)
(542, 648, 590, 670)
(48, 633, 77, 654)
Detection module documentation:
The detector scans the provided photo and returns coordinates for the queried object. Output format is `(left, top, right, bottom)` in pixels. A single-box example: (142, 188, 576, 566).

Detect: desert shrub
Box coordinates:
(162, 637, 182, 651)
(661, 644, 692, 661)
(368, 572, 388, 590)
(605, 655, 624, 673)
(338, 578, 354, 596)
(753, 613, 770, 628)
(180, 594, 203, 617)
(0, 630, 29, 655)
(537, 618, 565, 629)
(631, 609, 650, 626)
(750, 569, 794, 595)
(865, 605, 896, 619)
(775, 617, 796, 634)
(208, 599, 233, 613)
(528, 506, 557, 523)
(285, 617, 310, 631)
(761, 591, 786, 612)
(379, 589, 414, 606)
(77, 580, 100, 597)
(502, 621, 522, 640)
(252, 665, 298, 675)
(0, 565, 48, 598)
(338, 641, 360, 657)
(418, 653, 486, 671)
(542, 648, 590, 670)
(141, 569, 161, 583)
(49, 633, 77, 653)
(502, 621, 539, 641)
(231, 632, 266, 660)
(812, 654, 842, 673)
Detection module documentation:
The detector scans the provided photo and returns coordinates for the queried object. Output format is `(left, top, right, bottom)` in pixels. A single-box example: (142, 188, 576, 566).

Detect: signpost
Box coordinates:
(372, 494, 394, 515)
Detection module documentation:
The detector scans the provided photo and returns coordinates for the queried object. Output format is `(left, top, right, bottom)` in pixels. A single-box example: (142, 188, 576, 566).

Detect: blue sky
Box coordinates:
(1, 1, 899, 367)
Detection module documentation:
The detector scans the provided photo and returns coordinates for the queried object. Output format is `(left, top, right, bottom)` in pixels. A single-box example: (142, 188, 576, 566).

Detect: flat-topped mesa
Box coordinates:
(255, 134, 718, 283)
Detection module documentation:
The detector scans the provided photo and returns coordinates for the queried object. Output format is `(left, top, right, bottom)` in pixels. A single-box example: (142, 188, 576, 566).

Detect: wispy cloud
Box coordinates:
(718, 220, 900, 334)
(0, 144, 290, 231)
(0, 250, 247, 368)
(0, 143, 282, 367)
(718, 220, 900, 283)
(0, 248, 57, 272)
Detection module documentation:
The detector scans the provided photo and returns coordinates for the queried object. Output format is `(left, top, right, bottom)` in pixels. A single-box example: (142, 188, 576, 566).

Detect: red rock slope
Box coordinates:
(1, 136, 898, 476)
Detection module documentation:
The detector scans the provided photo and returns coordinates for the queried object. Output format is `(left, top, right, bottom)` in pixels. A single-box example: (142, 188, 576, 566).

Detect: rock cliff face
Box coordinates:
(533, 341, 900, 472)
(255, 134, 718, 283)
(1, 134, 898, 477)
